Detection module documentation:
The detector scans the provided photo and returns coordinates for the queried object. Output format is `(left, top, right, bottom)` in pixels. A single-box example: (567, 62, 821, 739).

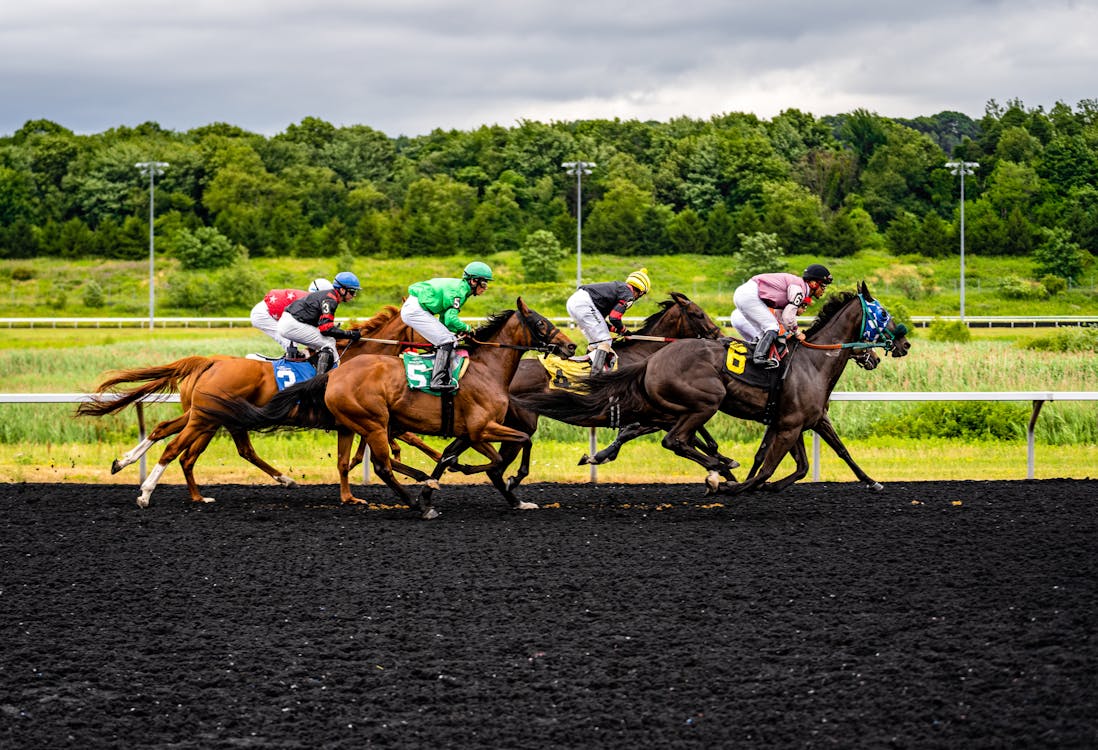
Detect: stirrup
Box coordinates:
(285, 345, 304, 360)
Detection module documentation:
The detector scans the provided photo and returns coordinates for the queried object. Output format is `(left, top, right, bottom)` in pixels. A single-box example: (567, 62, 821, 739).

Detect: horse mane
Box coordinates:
(802, 290, 857, 338)
(634, 296, 680, 336)
(468, 309, 516, 345)
(352, 305, 401, 335)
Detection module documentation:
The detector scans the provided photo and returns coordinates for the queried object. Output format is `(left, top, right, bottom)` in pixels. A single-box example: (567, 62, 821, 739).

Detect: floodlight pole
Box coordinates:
(135, 161, 169, 329)
(946, 160, 978, 323)
(562, 161, 595, 289)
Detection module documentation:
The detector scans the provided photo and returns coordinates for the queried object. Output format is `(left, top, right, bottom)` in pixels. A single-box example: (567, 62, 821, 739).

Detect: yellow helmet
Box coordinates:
(626, 268, 651, 294)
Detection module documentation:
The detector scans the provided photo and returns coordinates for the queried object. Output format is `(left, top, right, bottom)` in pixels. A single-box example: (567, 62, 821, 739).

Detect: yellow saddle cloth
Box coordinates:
(535, 353, 604, 390)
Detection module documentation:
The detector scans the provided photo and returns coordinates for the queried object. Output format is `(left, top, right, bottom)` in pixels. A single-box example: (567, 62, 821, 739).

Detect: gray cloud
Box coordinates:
(1, 0, 1094, 137)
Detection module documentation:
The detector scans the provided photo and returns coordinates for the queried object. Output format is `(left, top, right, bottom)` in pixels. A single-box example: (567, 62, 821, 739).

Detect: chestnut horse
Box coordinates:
(206, 299, 575, 519)
(515, 282, 910, 494)
(77, 306, 439, 508)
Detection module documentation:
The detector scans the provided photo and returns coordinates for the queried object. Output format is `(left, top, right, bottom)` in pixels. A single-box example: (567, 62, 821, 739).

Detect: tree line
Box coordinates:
(1, 98, 1095, 283)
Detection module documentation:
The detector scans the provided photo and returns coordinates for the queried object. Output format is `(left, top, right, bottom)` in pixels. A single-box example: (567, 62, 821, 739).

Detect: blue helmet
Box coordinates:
(333, 271, 360, 290)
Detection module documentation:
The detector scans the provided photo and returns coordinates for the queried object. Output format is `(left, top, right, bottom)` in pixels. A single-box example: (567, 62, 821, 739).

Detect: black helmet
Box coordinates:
(803, 264, 833, 284)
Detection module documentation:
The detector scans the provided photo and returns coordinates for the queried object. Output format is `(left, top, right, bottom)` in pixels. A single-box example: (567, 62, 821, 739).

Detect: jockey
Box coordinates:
(278, 271, 362, 375)
(250, 278, 333, 360)
(566, 268, 651, 372)
(400, 261, 492, 391)
(731, 264, 832, 368)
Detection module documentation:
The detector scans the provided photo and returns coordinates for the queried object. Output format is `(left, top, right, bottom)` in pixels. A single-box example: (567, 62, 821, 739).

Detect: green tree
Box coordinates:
(1034, 226, 1086, 282)
(734, 231, 784, 284)
(666, 208, 710, 255)
(171, 226, 240, 270)
(583, 178, 657, 256)
(758, 181, 826, 255)
(519, 229, 566, 282)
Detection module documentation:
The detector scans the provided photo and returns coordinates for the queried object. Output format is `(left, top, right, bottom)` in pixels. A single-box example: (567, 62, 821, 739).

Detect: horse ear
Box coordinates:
(859, 281, 874, 301)
(672, 291, 687, 305)
(517, 297, 531, 315)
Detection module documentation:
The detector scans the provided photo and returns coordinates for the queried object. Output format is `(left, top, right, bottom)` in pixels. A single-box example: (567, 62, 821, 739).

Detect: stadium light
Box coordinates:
(562, 161, 595, 289)
(946, 160, 978, 322)
(135, 161, 169, 329)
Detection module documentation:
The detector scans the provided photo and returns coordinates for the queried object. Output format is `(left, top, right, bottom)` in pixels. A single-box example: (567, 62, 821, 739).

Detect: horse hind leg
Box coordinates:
(135, 422, 213, 507)
(227, 428, 297, 488)
(112, 413, 189, 474)
(177, 428, 220, 503)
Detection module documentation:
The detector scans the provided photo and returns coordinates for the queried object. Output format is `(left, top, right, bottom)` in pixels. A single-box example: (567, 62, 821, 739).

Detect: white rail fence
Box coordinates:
(1, 315, 1097, 329)
(0, 391, 1095, 483)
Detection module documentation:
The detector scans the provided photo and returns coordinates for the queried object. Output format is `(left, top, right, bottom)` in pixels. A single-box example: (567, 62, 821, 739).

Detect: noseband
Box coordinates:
(800, 294, 906, 354)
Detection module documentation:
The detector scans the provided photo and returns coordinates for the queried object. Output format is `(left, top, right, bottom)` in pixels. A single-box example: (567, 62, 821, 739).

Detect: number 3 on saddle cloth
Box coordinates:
(401, 348, 471, 395)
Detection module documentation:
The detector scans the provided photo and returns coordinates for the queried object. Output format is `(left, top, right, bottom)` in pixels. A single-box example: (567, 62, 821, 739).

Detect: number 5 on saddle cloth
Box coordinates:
(401, 349, 471, 395)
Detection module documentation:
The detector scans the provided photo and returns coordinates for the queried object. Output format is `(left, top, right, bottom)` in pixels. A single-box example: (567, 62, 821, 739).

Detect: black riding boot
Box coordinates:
(315, 349, 334, 375)
(430, 343, 455, 391)
(753, 330, 779, 368)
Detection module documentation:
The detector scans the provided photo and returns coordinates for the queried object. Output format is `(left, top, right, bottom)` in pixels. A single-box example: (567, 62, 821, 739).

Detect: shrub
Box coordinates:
(1020, 324, 1098, 353)
(998, 274, 1049, 300)
(11, 266, 35, 281)
(520, 229, 566, 282)
(82, 279, 105, 308)
(874, 401, 1027, 441)
(927, 318, 971, 342)
(1040, 274, 1067, 296)
(171, 226, 240, 270)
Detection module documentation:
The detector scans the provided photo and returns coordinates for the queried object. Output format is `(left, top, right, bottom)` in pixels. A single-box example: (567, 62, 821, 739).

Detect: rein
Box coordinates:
(798, 294, 906, 353)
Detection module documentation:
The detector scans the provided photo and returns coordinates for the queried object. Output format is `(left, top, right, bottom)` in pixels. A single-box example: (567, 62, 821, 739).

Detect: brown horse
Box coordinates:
(492, 291, 732, 490)
(77, 306, 441, 508)
(515, 282, 911, 494)
(207, 299, 575, 518)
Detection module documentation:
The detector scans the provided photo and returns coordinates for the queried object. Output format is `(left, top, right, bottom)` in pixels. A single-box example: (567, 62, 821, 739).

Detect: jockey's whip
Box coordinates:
(618, 334, 677, 342)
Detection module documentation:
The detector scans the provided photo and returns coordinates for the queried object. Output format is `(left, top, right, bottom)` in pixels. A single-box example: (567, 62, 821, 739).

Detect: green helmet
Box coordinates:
(463, 261, 493, 281)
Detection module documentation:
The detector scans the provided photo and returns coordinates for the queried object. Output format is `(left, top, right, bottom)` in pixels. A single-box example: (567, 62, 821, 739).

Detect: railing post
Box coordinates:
(136, 401, 147, 481)
(812, 431, 821, 481)
(589, 427, 598, 483)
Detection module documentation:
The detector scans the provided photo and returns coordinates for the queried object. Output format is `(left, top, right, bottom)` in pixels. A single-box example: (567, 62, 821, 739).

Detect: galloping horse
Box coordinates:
(77, 306, 441, 508)
(207, 299, 575, 518)
(515, 282, 910, 494)
(493, 291, 732, 490)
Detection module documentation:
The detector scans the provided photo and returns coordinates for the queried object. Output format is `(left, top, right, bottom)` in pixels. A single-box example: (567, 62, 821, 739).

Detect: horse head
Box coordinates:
(858, 281, 911, 358)
(638, 292, 723, 340)
(517, 297, 577, 357)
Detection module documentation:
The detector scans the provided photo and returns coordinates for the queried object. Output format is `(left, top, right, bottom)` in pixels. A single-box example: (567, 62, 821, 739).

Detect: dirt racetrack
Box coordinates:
(2, 478, 1096, 749)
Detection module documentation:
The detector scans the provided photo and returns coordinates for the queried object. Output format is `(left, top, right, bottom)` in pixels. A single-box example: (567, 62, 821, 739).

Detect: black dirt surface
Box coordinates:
(2, 479, 1096, 749)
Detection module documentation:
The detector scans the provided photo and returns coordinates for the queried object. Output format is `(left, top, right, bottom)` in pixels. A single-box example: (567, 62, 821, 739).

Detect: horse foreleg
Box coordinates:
(694, 426, 740, 480)
(758, 433, 811, 492)
(112, 413, 189, 473)
(469, 439, 537, 510)
(720, 426, 802, 495)
(812, 414, 883, 491)
(337, 430, 369, 505)
(228, 428, 297, 488)
(415, 437, 472, 519)
(659, 412, 730, 494)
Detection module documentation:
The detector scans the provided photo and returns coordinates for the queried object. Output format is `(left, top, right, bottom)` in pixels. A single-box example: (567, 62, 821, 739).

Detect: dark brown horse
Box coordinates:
(515, 282, 910, 494)
(207, 299, 575, 518)
(492, 291, 733, 490)
(76, 306, 443, 508)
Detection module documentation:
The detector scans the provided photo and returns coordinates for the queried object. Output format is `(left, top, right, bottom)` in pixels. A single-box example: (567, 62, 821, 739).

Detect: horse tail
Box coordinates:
(205, 373, 334, 432)
(513, 361, 652, 426)
(75, 356, 215, 418)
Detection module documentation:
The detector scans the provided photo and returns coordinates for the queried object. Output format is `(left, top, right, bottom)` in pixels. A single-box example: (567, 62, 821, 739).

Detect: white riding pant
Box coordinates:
(732, 281, 779, 341)
(250, 302, 291, 349)
(277, 314, 339, 356)
(401, 296, 458, 346)
(566, 289, 612, 350)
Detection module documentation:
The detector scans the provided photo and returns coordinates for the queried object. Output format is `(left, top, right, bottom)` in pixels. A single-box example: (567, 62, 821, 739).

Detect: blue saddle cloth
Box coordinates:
(272, 359, 318, 391)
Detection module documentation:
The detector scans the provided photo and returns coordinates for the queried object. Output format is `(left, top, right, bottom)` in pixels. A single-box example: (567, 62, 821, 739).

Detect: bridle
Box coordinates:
(467, 308, 569, 356)
(799, 293, 908, 355)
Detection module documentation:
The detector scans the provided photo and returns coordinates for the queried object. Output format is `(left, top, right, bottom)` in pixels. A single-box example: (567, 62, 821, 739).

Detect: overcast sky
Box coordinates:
(2, 0, 1094, 139)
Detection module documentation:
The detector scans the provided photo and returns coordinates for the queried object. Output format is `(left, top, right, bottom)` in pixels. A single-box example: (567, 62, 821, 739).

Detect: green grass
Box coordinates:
(2, 250, 1095, 319)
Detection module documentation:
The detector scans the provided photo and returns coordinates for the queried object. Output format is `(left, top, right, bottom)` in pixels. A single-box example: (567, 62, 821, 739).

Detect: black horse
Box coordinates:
(515, 282, 911, 494)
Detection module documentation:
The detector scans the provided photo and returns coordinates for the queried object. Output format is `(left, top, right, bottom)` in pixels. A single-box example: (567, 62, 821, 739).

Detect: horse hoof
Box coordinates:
(578, 454, 591, 466)
(421, 508, 440, 520)
(515, 501, 538, 510)
(136, 497, 150, 509)
(276, 475, 298, 489)
(867, 481, 884, 492)
(425, 479, 440, 490)
(705, 471, 721, 493)
(341, 496, 367, 505)
(111, 460, 123, 474)
(192, 496, 216, 504)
